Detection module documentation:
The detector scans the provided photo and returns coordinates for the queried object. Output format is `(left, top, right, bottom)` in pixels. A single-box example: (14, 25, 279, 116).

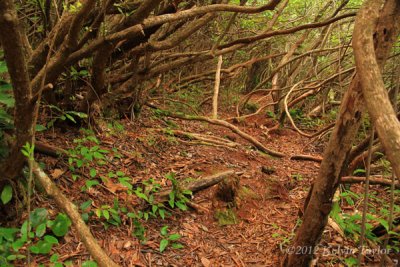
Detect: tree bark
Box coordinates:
(0, 0, 35, 180)
(212, 55, 223, 119)
(285, 0, 400, 266)
(353, 0, 400, 180)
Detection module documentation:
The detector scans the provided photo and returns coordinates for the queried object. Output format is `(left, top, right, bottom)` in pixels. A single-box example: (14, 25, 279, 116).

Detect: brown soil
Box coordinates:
(21, 106, 393, 267)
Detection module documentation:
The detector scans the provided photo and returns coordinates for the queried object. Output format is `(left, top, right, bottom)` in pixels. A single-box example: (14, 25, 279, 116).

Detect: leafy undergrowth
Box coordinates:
(2, 108, 399, 266)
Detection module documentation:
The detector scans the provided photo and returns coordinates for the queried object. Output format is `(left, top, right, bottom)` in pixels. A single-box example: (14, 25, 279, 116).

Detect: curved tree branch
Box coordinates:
(353, 0, 400, 179)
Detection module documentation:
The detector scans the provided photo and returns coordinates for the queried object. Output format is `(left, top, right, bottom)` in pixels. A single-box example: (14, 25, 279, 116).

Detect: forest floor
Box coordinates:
(26, 102, 390, 267)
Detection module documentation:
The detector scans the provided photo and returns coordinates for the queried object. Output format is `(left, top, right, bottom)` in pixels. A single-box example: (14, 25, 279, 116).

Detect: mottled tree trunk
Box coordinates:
(353, 0, 400, 181)
(0, 0, 35, 180)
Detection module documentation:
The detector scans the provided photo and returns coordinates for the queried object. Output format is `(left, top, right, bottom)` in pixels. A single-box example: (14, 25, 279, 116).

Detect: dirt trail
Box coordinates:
(35, 111, 323, 267)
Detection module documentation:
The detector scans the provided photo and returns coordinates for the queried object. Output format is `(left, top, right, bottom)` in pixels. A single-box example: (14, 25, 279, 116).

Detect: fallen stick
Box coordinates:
(290, 154, 323, 162)
(186, 201, 210, 213)
(32, 161, 119, 267)
(157, 170, 237, 199)
(341, 176, 400, 189)
(35, 141, 67, 157)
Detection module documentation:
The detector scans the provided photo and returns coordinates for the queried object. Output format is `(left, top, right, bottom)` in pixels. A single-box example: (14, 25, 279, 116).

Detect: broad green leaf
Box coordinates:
(168, 233, 181, 241)
(118, 177, 132, 190)
(30, 208, 48, 228)
(81, 213, 89, 222)
(68, 111, 87, 118)
(168, 192, 175, 208)
(7, 254, 17, 261)
(152, 205, 158, 214)
(93, 151, 104, 160)
(103, 210, 110, 220)
(29, 245, 40, 254)
(90, 168, 97, 178)
(1, 184, 12, 204)
(30, 240, 52, 254)
(44, 235, 59, 244)
(37, 240, 53, 254)
(86, 179, 99, 189)
(65, 113, 76, 123)
(377, 218, 389, 231)
(12, 238, 26, 250)
(176, 201, 187, 211)
(158, 209, 165, 219)
(76, 159, 83, 168)
(50, 214, 71, 237)
(171, 243, 184, 249)
(35, 124, 47, 132)
(135, 189, 148, 201)
(159, 239, 169, 253)
(0, 227, 19, 241)
(50, 253, 59, 263)
(80, 200, 92, 210)
(35, 223, 47, 238)
(160, 226, 168, 236)
(80, 146, 89, 156)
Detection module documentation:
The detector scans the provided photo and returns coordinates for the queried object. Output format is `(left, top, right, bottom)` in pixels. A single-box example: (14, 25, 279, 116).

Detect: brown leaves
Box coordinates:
(50, 168, 65, 179)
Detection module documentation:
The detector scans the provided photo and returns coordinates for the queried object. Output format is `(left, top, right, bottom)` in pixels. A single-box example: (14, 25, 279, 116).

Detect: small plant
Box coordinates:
(126, 214, 146, 242)
(106, 121, 125, 136)
(159, 226, 183, 253)
(343, 257, 358, 267)
(94, 198, 126, 228)
(0, 208, 71, 266)
(80, 198, 127, 229)
(67, 130, 109, 184)
(272, 221, 298, 250)
(166, 173, 192, 211)
(46, 105, 87, 129)
(266, 110, 276, 119)
(329, 190, 396, 244)
(109, 171, 133, 193)
(127, 174, 192, 243)
(48, 253, 97, 267)
(134, 178, 168, 220)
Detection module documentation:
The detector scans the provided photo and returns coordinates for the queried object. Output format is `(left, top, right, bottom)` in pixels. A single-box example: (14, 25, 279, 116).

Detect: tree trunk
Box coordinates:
(353, 0, 400, 181)
(285, 0, 400, 266)
(0, 0, 35, 180)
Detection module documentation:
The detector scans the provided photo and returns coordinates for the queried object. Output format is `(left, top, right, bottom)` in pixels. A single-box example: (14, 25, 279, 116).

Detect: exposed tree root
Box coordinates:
(32, 161, 119, 267)
(147, 104, 285, 157)
(159, 129, 241, 148)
